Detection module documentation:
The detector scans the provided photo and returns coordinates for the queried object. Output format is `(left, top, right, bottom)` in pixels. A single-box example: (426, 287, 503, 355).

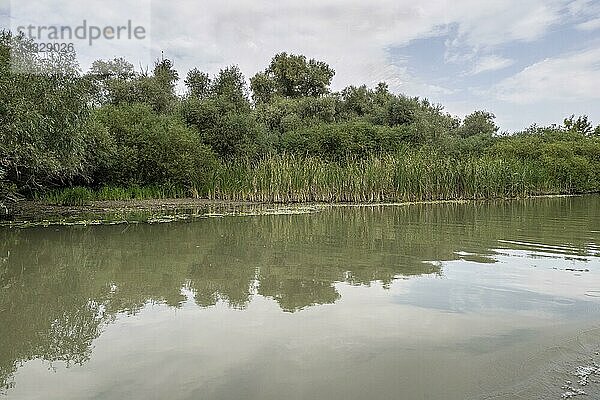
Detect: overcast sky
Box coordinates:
(2, 0, 600, 131)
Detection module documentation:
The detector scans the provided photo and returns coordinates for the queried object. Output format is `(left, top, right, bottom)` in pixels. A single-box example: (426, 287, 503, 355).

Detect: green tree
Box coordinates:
(564, 115, 594, 136)
(184, 68, 211, 100)
(249, 71, 276, 104)
(384, 96, 417, 126)
(250, 53, 335, 101)
(181, 66, 262, 158)
(340, 85, 375, 118)
(202, 113, 266, 159)
(459, 111, 499, 138)
(255, 96, 339, 134)
(87, 58, 136, 106)
(89, 58, 135, 79)
(93, 104, 217, 188)
(210, 65, 250, 112)
(0, 31, 91, 204)
(86, 56, 179, 114)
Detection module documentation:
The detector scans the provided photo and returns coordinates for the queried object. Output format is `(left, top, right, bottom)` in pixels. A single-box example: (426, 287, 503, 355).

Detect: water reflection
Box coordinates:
(0, 196, 599, 398)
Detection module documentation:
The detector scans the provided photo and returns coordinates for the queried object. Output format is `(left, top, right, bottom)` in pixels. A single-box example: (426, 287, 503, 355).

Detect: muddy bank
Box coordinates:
(0, 194, 585, 228)
(1, 199, 325, 228)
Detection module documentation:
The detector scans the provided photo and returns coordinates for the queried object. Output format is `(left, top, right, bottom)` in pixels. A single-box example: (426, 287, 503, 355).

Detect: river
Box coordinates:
(1, 196, 599, 399)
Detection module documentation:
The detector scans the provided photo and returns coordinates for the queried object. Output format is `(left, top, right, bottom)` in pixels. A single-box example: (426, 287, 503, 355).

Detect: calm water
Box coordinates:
(1, 196, 600, 399)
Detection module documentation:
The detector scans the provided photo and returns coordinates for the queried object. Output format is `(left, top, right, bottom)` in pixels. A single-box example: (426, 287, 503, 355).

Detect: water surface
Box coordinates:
(1, 196, 600, 399)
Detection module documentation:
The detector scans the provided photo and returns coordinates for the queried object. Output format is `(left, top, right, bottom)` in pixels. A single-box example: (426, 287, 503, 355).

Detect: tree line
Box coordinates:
(1, 30, 599, 215)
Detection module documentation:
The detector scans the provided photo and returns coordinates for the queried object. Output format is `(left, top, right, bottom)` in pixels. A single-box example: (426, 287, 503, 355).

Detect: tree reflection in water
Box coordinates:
(1, 197, 598, 393)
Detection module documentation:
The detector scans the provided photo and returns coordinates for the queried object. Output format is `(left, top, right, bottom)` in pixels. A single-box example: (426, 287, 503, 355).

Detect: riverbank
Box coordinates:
(1, 193, 590, 228)
(1, 198, 325, 228)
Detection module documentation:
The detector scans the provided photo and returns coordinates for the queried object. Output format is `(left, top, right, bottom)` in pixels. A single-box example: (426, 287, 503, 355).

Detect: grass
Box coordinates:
(40, 185, 188, 206)
(39, 152, 597, 206)
(205, 153, 576, 202)
(41, 187, 94, 206)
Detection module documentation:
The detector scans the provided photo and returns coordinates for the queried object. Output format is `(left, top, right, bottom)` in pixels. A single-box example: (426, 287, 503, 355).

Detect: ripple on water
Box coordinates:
(485, 328, 600, 399)
(497, 240, 593, 258)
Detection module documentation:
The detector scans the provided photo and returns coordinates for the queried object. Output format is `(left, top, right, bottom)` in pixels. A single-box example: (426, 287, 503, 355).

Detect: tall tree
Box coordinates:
(0, 30, 92, 211)
(184, 68, 211, 100)
(250, 53, 335, 102)
(210, 65, 249, 110)
(459, 111, 499, 138)
(564, 115, 594, 136)
(86, 56, 179, 114)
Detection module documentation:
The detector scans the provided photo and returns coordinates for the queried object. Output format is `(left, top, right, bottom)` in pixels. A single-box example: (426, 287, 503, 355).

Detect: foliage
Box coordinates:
(207, 152, 570, 203)
(86, 57, 179, 114)
(489, 128, 600, 193)
(180, 66, 263, 158)
(42, 186, 94, 206)
(1, 29, 599, 212)
(210, 66, 250, 112)
(200, 112, 266, 159)
(279, 122, 412, 158)
(250, 52, 335, 102)
(254, 95, 339, 134)
(564, 114, 595, 136)
(93, 104, 218, 188)
(0, 31, 92, 198)
(458, 111, 499, 138)
(184, 68, 211, 100)
(41, 185, 188, 204)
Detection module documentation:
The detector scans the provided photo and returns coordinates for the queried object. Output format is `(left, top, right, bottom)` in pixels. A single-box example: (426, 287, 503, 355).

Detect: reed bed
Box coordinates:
(205, 153, 571, 203)
(41, 152, 589, 206)
(41, 185, 187, 206)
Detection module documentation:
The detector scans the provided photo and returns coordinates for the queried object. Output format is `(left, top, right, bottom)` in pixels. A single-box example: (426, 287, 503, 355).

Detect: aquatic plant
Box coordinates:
(205, 152, 583, 203)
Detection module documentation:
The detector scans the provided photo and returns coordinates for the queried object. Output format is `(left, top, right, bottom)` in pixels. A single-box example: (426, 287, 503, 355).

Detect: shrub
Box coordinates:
(280, 121, 411, 158)
(93, 104, 218, 188)
(43, 187, 94, 206)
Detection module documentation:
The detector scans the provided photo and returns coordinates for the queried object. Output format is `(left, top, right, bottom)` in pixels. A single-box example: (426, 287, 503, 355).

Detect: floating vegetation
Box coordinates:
(561, 353, 600, 398)
(0, 202, 325, 228)
(0, 194, 591, 230)
(561, 385, 587, 398)
(575, 364, 600, 386)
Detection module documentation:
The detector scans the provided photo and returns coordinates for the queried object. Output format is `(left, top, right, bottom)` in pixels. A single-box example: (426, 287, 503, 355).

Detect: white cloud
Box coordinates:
(149, 0, 449, 94)
(144, 0, 573, 97)
(577, 17, 600, 31)
(493, 47, 600, 104)
(569, 0, 600, 19)
(452, 1, 562, 47)
(9, 0, 573, 89)
(9, 0, 153, 70)
(471, 55, 514, 74)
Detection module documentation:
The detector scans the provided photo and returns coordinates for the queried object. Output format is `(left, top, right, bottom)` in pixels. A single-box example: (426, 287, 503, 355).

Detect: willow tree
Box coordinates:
(0, 31, 93, 215)
(250, 52, 335, 104)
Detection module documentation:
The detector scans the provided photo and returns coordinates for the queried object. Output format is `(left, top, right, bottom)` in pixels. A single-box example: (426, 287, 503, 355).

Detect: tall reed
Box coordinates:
(41, 185, 187, 205)
(204, 152, 573, 203)
(41, 152, 593, 205)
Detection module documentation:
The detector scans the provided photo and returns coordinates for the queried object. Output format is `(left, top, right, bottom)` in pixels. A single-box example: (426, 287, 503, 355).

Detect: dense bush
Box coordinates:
(93, 104, 218, 189)
(255, 95, 339, 133)
(0, 32, 93, 198)
(280, 121, 412, 158)
(87, 57, 179, 114)
(489, 129, 600, 192)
